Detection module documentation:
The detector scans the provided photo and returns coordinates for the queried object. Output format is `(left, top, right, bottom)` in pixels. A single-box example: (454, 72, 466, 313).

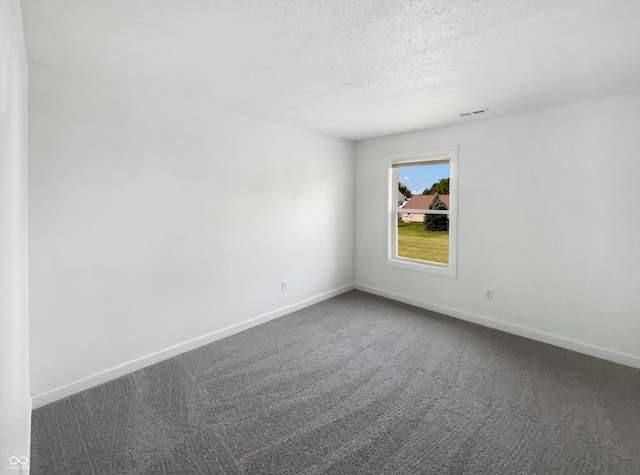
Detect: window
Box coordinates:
(388, 146, 457, 277)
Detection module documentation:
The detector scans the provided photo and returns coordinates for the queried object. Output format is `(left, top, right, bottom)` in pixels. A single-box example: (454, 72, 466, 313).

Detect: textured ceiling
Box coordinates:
(21, 0, 640, 140)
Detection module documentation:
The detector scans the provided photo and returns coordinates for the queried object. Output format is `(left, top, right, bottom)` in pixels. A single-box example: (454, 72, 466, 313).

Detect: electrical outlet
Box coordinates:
(485, 289, 493, 300)
(281, 280, 287, 292)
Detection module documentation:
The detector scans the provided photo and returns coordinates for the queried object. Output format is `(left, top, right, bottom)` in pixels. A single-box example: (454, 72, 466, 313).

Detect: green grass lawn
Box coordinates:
(397, 221, 448, 264)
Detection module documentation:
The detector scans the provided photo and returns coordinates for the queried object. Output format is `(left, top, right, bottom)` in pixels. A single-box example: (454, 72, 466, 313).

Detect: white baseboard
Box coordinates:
(355, 283, 640, 370)
(31, 284, 355, 409)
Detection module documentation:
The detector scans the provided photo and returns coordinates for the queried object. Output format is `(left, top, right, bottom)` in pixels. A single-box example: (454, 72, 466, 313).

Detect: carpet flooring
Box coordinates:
(31, 290, 640, 474)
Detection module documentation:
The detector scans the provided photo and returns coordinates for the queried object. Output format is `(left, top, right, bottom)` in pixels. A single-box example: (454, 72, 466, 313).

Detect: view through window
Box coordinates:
(397, 162, 450, 263)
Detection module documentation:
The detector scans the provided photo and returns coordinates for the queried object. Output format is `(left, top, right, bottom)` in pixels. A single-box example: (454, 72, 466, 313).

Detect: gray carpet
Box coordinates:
(31, 290, 640, 474)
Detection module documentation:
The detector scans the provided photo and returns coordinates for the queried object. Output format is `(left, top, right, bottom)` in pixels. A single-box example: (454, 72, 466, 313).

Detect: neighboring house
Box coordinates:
(398, 190, 408, 206)
(400, 195, 450, 222)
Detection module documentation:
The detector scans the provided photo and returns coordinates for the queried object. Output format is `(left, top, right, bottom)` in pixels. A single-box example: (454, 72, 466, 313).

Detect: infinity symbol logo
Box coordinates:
(9, 456, 28, 465)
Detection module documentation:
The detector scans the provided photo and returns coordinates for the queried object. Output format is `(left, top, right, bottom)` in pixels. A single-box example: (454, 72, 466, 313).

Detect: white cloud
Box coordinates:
(402, 176, 411, 181)
(412, 189, 424, 195)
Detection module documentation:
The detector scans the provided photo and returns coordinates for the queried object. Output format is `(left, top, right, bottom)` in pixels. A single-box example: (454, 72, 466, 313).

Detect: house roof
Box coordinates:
(401, 195, 450, 210)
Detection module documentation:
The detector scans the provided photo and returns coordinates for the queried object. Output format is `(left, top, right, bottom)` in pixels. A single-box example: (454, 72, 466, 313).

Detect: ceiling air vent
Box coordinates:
(460, 108, 489, 117)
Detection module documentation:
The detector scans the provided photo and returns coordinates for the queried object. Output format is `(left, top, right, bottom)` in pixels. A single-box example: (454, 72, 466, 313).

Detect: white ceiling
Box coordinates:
(21, 0, 640, 141)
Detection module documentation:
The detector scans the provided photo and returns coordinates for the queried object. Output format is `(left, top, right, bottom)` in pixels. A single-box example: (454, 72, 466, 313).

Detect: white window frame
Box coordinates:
(387, 146, 458, 278)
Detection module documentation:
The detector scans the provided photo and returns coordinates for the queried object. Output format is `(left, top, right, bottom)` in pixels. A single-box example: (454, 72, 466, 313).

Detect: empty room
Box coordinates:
(2, 0, 640, 473)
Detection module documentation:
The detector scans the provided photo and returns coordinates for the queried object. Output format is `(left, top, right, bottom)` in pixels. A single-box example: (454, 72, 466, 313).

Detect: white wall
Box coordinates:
(0, 0, 30, 468)
(28, 71, 354, 403)
(355, 91, 640, 368)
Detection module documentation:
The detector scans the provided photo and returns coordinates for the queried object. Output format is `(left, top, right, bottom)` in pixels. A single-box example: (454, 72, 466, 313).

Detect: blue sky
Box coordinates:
(399, 164, 450, 195)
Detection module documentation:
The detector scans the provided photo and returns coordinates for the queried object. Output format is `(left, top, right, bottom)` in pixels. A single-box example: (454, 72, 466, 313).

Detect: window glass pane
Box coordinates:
(397, 218, 449, 264)
(398, 163, 449, 197)
(397, 162, 450, 264)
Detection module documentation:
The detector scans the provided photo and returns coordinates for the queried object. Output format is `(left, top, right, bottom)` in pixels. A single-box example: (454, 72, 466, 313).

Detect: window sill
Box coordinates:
(386, 257, 457, 278)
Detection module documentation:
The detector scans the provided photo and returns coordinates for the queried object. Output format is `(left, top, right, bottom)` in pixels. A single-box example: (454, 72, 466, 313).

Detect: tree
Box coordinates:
(424, 193, 449, 232)
(398, 182, 412, 199)
(422, 177, 449, 195)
